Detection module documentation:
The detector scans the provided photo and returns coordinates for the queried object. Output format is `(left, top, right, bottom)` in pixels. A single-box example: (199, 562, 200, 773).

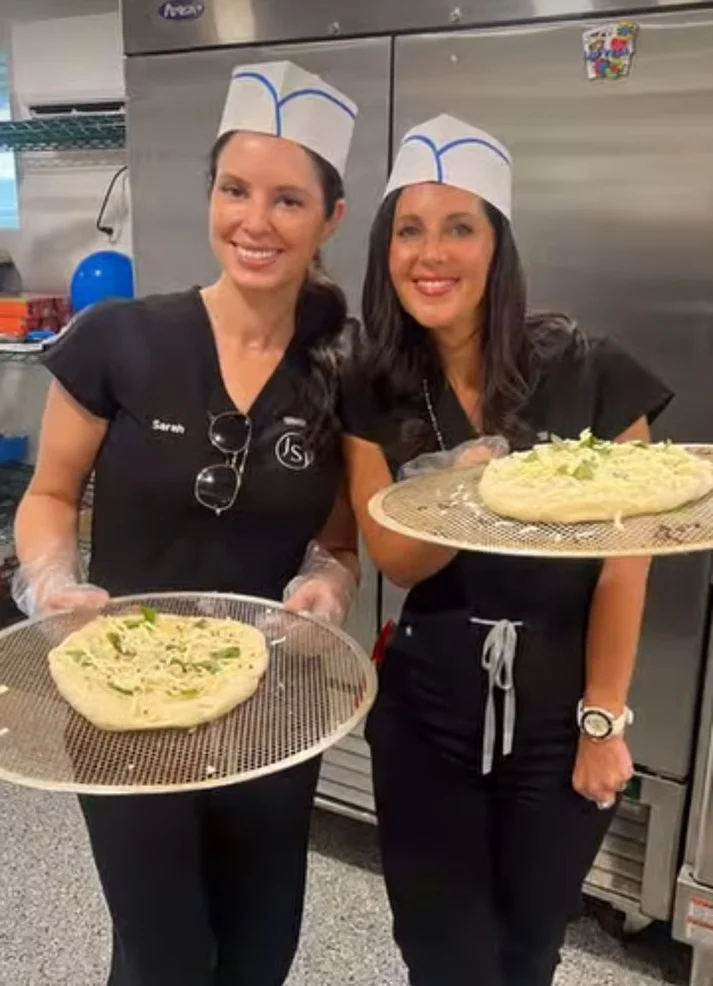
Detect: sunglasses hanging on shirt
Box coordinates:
(195, 411, 252, 515)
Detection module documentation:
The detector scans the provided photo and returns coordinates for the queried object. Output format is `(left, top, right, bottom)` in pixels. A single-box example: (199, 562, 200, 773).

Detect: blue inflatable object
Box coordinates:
(70, 250, 135, 314)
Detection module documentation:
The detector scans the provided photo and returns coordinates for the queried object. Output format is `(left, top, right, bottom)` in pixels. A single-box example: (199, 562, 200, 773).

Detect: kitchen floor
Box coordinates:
(0, 784, 691, 986)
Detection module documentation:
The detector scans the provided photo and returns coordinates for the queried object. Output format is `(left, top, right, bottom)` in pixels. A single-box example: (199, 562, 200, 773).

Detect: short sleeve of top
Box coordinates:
(338, 362, 383, 443)
(532, 334, 673, 443)
(591, 336, 673, 438)
(42, 302, 124, 419)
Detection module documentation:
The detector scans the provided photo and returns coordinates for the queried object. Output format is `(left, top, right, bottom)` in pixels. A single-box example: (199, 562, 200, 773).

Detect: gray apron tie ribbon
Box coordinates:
(471, 617, 522, 775)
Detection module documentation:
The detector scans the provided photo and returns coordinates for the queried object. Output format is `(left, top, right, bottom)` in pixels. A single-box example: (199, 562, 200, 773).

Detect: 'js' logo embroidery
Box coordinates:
(275, 431, 313, 471)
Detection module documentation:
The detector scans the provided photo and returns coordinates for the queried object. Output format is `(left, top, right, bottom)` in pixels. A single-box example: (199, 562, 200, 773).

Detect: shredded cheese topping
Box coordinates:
(59, 608, 265, 703)
(480, 431, 713, 522)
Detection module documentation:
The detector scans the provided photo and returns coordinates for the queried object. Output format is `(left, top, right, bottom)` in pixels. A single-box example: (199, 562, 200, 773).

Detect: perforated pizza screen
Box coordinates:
(369, 446, 713, 559)
(0, 593, 376, 795)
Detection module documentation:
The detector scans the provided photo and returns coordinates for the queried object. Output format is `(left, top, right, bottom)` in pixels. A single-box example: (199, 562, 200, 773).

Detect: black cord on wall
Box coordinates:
(96, 165, 128, 239)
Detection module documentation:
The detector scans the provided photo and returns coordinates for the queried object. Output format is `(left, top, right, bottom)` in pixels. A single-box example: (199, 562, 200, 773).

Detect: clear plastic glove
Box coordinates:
(283, 541, 357, 628)
(399, 435, 509, 480)
(12, 549, 109, 619)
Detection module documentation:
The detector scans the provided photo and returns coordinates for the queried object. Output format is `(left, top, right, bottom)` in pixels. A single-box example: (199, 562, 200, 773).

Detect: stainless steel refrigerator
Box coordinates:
(121, 0, 713, 969)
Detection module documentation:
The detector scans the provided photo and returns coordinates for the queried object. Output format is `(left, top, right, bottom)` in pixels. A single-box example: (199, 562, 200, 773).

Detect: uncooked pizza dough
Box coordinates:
(479, 431, 713, 524)
(48, 608, 269, 731)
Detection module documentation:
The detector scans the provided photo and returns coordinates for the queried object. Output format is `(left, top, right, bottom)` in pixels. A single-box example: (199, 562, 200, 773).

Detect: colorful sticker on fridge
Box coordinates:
(582, 21, 638, 81)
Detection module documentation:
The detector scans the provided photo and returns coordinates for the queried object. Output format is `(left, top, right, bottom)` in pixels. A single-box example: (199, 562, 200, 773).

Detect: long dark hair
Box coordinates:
(208, 132, 349, 451)
(360, 190, 581, 449)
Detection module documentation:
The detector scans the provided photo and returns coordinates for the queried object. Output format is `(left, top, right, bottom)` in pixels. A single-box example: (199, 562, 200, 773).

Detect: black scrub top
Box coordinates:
(341, 333, 673, 751)
(43, 288, 342, 600)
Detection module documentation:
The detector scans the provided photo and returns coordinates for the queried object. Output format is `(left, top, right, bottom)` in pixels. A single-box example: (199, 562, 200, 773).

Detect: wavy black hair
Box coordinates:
(208, 131, 349, 451)
(360, 190, 581, 450)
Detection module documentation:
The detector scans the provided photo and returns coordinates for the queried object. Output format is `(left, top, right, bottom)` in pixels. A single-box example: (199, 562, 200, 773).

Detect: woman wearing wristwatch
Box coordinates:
(341, 113, 669, 986)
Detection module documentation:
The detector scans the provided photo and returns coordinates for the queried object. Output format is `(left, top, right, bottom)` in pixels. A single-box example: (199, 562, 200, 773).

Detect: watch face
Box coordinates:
(582, 710, 613, 740)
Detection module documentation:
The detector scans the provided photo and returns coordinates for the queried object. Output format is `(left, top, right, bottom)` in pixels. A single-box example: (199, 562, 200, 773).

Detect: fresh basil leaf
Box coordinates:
(574, 462, 595, 480)
(210, 646, 242, 660)
(196, 659, 220, 674)
(68, 649, 92, 667)
(108, 682, 134, 696)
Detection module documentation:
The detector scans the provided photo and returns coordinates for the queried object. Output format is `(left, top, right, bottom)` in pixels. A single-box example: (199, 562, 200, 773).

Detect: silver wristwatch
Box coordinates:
(577, 701, 634, 741)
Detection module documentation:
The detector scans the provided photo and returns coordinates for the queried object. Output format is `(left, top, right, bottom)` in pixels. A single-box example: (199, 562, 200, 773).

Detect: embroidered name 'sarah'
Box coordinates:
(152, 418, 185, 435)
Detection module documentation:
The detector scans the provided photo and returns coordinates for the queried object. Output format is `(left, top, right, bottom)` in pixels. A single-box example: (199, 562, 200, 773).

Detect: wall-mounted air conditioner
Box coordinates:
(24, 100, 125, 120)
(11, 12, 124, 119)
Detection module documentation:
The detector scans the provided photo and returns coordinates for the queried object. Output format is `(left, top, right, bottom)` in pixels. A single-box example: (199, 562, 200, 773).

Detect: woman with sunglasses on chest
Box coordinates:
(341, 115, 672, 986)
(12, 63, 359, 986)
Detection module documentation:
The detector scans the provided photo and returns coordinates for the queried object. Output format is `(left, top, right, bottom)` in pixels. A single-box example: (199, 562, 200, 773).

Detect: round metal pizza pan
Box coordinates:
(368, 445, 713, 559)
(0, 592, 376, 796)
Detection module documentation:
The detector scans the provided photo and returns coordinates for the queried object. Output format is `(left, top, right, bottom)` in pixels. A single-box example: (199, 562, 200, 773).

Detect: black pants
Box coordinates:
(79, 758, 320, 986)
(367, 699, 614, 986)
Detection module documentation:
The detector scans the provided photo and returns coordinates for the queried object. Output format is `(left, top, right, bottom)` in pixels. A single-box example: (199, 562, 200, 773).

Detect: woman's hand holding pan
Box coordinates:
(283, 542, 357, 629)
(11, 544, 109, 620)
(398, 436, 509, 480)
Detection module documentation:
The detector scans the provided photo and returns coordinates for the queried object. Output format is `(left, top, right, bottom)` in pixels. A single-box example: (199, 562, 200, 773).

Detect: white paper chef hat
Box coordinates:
(384, 114, 512, 220)
(218, 60, 358, 177)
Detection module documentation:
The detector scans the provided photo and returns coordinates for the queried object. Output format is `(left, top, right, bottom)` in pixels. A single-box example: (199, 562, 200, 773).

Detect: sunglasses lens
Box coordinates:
(195, 464, 238, 513)
(211, 413, 250, 455)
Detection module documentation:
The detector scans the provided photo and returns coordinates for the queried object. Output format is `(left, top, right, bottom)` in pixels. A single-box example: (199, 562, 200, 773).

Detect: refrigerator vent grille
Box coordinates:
(586, 799, 650, 906)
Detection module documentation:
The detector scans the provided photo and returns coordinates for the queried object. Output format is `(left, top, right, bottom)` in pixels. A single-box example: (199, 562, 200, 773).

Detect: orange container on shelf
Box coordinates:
(0, 313, 28, 339)
(0, 294, 72, 337)
(0, 298, 26, 317)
